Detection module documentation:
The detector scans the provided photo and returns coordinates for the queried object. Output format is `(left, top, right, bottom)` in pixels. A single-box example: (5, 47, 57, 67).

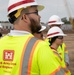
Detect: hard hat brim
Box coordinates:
(37, 5, 44, 11)
(47, 34, 67, 39)
(39, 26, 46, 32)
(48, 22, 64, 25)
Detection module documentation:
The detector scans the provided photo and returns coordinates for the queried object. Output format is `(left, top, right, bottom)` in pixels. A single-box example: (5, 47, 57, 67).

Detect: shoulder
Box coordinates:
(62, 43, 66, 47)
(34, 39, 53, 56)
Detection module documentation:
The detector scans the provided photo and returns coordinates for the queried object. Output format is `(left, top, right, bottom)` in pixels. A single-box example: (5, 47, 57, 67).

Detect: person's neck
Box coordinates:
(51, 43, 59, 50)
(13, 25, 31, 33)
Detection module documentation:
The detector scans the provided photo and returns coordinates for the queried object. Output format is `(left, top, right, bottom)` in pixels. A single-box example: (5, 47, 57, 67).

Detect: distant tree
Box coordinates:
(61, 17, 70, 24)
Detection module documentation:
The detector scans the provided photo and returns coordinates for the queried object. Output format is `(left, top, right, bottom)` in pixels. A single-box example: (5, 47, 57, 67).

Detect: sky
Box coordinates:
(0, 0, 74, 23)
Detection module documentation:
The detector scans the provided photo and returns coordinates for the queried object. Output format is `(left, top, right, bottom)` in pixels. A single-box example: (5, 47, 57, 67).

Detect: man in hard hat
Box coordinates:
(33, 25, 46, 40)
(47, 15, 70, 67)
(0, 0, 66, 75)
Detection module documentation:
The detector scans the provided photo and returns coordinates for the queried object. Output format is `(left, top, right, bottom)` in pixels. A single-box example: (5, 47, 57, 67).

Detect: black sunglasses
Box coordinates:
(57, 36, 63, 39)
(26, 11, 38, 15)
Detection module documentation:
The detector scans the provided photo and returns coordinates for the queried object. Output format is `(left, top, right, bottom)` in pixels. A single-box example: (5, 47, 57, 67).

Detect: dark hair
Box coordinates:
(8, 8, 30, 24)
(8, 10, 17, 24)
(49, 36, 58, 46)
(0, 33, 2, 37)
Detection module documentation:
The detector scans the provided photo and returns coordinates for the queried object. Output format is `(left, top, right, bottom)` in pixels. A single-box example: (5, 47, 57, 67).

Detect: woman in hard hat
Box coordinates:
(48, 15, 70, 67)
(47, 26, 71, 75)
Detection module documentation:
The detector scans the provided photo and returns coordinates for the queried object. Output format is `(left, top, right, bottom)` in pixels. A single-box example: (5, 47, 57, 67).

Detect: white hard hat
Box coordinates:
(39, 26, 46, 32)
(48, 15, 64, 26)
(8, 0, 44, 15)
(47, 26, 66, 38)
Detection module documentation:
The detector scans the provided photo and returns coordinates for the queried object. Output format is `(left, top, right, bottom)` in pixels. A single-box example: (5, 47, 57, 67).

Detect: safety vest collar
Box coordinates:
(8, 30, 31, 36)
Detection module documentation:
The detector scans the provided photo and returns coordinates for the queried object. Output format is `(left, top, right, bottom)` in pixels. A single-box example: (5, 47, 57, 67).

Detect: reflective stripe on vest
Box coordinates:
(19, 37, 67, 75)
(50, 64, 66, 75)
(51, 49, 67, 75)
(20, 37, 40, 75)
(53, 50, 62, 61)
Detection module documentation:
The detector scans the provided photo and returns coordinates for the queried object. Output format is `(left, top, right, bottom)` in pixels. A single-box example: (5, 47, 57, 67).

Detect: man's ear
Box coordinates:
(21, 14, 29, 23)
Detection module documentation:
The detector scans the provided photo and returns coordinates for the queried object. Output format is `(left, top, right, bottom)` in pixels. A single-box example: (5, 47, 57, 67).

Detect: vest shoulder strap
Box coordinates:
(21, 37, 40, 75)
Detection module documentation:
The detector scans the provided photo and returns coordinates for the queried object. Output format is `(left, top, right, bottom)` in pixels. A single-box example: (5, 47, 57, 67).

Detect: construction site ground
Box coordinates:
(64, 30, 74, 75)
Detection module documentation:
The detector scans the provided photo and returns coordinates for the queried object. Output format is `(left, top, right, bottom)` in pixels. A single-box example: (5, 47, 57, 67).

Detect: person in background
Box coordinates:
(0, 25, 3, 38)
(47, 15, 70, 67)
(0, 33, 2, 37)
(47, 26, 71, 75)
(0, 0, 65, 75)
(33, 25, 46, 40)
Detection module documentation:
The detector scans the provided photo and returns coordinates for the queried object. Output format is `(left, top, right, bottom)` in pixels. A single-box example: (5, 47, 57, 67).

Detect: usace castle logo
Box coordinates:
(3, 50, 14, 61)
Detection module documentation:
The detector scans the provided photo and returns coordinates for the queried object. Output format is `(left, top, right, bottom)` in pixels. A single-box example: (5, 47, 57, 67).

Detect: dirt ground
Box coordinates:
(64, 32, 74, 75)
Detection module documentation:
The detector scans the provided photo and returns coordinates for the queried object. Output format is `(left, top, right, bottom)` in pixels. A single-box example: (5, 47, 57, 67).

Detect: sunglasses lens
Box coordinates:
(58, 36, 63, 39)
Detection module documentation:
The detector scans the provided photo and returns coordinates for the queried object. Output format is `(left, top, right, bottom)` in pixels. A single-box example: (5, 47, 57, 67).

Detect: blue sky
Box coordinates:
(0, 0, 74, 23)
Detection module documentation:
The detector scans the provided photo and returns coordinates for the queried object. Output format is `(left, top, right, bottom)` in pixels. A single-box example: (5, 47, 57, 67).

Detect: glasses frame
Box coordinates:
(25, 11, 38, 15)
(57, 36, 63, 39)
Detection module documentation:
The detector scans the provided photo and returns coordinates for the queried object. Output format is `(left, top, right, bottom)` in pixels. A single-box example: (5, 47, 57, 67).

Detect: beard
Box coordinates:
(29, 17, 41, 34)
